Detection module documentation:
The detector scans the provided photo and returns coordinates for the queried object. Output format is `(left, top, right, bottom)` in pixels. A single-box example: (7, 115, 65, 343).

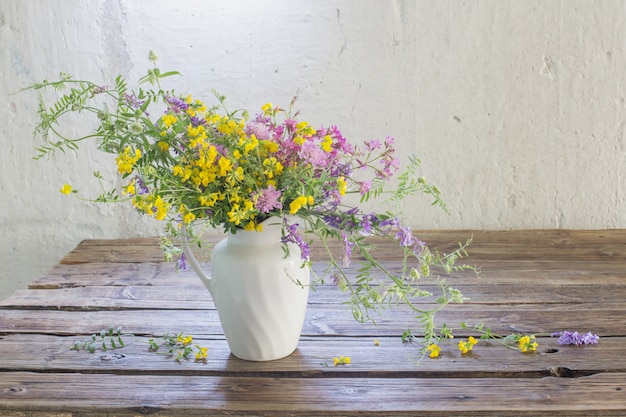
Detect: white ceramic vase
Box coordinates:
(181, 217, 310, 361)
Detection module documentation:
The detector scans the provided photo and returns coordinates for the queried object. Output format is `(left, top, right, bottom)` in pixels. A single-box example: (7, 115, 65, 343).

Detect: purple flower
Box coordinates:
(253, 185, 283, 213)
(123, 92, 145, 109)
(396, 226, 415, 247)
(283, 118, 297, 132)
(132, 176, 149, 195)
(165, 95, 189, 113)
(358, 180, 372, 196)
(341, 232, 355, 267)
(177, 252, 188, 271)
(360, 214, 375, 235)
(394, 225, 425, 255)
(553, 331, 600, 345)
(364, 139, 382, 151)
(282, 221, 310, 260)
(190, 115, 205, 127)
(379, 155, 400, 179)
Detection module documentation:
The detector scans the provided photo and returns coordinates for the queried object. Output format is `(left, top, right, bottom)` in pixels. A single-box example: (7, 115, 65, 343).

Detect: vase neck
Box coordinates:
(227, 217, 283, 245)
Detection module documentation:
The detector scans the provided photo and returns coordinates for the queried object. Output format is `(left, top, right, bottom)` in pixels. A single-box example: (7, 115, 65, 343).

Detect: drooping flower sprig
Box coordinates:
(26, 51, 476, 348)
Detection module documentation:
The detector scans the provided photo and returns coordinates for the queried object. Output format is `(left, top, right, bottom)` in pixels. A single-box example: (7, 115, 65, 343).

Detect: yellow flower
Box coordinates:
(427, 343, 441, 358)
(122, 180, 136, 196)
(59, 183, 72, 195)
(289, 195, 309, 214)
(244, 221, 263, 232)
(321, 134, 332, 152)
(244, 135, 259, 154)
(333, 356, 351, 366)
(458, 336, 478, 354)
(153, 196, 169, 221)
(262, 140, 279, 153)
(227, 203, 247, 225)
(518, 335, 538, 353)
(176, 334, 193, 346)
(218, 157, 232, 176)
(183, 212, 196, 225)
(172, 165, 185, 177)
(261, 102, 274, 115)
(161, 114, 177, 128)
(337, 177, 347, 196)
(296, 121, 314, 136)
(187, 124, 206, 139)
(195, 346, 208, 361)
(263, 157, 283, 178)
(115, 146, 141, 175)
(157, 141, 169, 152)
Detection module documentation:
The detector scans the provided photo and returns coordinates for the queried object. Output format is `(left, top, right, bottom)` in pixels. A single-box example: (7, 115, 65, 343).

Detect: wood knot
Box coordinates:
(131, 406, 163, 415)
(550, 366, 575, 377)
(100, 353, 126, 361)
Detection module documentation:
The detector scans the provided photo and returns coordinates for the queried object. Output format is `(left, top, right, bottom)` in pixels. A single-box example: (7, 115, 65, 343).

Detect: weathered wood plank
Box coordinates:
(0, 334, 620, 378)
(0, 372, 625, 416)
(0, 303, 622, 337)
(29, 257, 626, 292)
(5, 282, 626, 310)
(58, 230, 626, 264)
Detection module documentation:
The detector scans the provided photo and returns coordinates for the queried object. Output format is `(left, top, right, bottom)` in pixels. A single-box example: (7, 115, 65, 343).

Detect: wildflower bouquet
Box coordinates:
(27, 53, 473, 351)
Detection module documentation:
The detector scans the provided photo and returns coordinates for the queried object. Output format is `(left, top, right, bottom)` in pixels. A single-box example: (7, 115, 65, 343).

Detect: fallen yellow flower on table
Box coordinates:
(333, 356, 351, 366)
(427, 343, 441, 358)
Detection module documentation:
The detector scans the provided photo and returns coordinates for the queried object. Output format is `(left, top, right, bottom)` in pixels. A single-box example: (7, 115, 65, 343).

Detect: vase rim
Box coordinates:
(227, 216, 284, 242)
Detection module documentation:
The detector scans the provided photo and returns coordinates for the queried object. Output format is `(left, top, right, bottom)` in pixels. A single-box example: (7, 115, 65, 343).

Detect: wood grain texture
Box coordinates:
(1, 230, 626, 416)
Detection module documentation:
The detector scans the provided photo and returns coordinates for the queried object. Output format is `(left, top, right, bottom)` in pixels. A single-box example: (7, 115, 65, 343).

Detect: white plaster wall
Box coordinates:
(1, 0, 625, 300)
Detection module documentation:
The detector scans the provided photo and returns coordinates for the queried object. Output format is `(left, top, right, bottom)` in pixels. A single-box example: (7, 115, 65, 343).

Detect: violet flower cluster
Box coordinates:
(553, 331, 600, 345)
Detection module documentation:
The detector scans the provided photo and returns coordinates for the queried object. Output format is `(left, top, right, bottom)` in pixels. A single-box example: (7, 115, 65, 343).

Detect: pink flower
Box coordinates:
(246, 121, 271, 140)
(253, 185, 282, 213)
(359, 180, 372, 196)
(299, 140, 329, 168)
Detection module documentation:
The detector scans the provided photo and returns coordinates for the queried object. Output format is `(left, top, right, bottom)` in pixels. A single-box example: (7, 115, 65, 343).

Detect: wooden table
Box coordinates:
(1, 230, 625, 416)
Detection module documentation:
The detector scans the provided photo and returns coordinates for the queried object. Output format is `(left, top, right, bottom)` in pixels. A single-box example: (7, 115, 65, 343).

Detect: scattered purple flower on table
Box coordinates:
(553, 331, 600, 345)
